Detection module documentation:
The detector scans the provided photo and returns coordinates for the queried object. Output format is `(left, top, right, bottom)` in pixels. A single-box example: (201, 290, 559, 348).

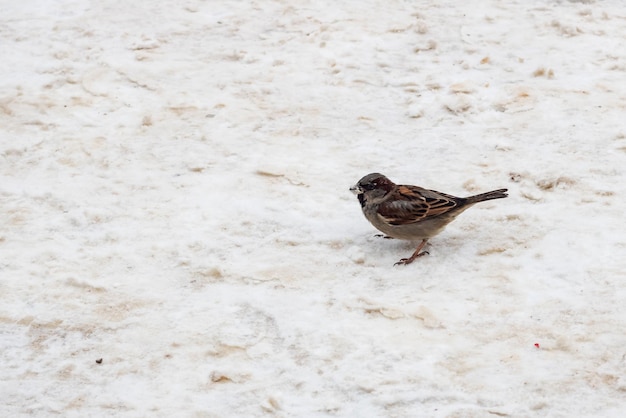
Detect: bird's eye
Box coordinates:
(363, 183, 376, 191)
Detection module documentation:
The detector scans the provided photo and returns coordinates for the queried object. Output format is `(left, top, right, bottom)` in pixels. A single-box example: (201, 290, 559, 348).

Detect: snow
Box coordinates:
(2, 0, 626, 416)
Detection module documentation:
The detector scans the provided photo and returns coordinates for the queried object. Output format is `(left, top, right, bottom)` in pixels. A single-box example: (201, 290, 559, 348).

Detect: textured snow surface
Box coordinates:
(2, 1, 626, 416)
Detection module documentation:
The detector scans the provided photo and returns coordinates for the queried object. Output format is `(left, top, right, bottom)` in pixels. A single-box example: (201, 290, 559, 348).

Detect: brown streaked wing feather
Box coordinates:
(377, 186, 459, 225)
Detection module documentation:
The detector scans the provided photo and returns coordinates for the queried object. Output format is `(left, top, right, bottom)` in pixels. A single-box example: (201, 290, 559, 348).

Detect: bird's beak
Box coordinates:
(350, 185, 361, 195)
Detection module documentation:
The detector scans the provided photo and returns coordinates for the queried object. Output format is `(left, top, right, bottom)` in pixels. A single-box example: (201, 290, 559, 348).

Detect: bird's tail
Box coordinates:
(466, 189, 508, 204)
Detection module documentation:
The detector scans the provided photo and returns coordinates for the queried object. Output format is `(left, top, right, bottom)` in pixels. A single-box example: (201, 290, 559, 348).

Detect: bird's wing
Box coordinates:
(377, 186, 460, 225)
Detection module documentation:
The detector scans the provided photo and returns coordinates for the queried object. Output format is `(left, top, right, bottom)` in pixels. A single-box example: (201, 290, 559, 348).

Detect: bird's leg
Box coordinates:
(394, 239, 429, 265)
(374, 234, 395, 239)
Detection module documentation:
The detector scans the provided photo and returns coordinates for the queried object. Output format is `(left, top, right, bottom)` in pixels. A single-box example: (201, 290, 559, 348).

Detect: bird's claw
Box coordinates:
(393, 251, 429, 266)
(374, 234, 394, 239)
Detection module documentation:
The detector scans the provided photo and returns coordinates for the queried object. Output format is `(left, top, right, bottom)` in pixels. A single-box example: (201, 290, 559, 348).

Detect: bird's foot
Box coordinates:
(394, 251, 429, 266)
(374, 234, 394, 239)
(394, 239, 429, 266)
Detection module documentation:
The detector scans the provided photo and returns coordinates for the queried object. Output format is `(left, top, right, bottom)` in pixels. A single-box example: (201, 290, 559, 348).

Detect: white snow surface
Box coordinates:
(2, 0, 626, 416)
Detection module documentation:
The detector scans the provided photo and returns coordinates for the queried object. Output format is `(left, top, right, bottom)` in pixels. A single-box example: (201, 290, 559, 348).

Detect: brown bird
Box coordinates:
(350, 173, 508, 265)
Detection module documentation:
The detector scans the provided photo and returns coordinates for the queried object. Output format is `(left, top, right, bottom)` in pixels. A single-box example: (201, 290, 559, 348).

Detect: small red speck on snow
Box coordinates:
(534, 343, 540, 348)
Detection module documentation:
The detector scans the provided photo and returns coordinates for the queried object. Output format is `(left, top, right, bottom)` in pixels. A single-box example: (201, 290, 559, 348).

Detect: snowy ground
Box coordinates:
(2, 0, 626, 416)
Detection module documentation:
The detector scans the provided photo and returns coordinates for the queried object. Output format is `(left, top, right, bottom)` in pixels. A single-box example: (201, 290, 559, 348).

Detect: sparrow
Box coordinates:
(350, 173, 508, 265)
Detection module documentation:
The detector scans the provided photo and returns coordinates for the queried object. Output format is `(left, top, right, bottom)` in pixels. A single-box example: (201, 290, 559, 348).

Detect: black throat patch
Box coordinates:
(357, 193, 366, 208)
